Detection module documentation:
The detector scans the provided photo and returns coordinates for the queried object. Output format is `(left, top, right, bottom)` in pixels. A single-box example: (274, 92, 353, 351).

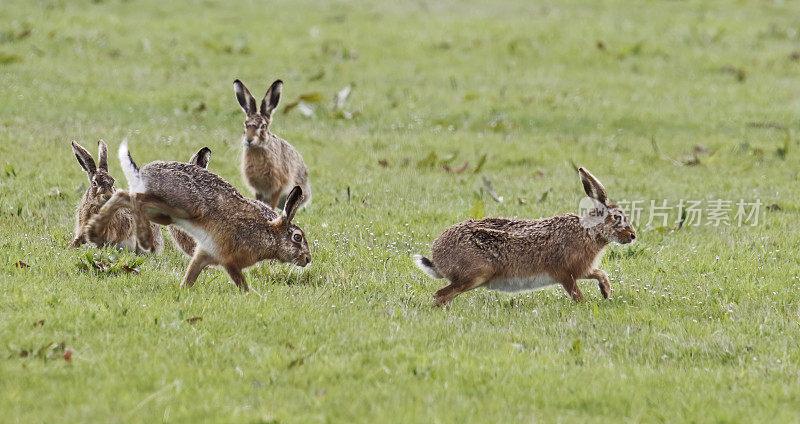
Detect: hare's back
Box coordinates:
(141, 161, 245, 211)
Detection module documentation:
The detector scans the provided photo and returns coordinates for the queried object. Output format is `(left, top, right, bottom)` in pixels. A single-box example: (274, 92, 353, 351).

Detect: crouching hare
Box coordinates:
(415, 168, 636, 307)
(234, 79, 311, 209)
(69, 140, 163, 254)
(87, 142, 311, 291)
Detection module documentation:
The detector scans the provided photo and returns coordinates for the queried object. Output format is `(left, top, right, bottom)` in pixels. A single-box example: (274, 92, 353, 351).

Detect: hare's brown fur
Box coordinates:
(166, 147, 211, 257)
(69, 140, 163, 254)
(88, 143, 311, 291)
(416, 168, 636, 307)
(234, 79, 311, 209)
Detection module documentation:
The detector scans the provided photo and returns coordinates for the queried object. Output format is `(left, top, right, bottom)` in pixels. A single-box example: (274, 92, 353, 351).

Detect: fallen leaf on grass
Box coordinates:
(417, 151, 438, 168)
(0, 51, 23, 64)
(766, 204, 781, 212)
(443, 162, 469, 173)
(64, 348, 73, 361)
(14, 261, 28, 268)
(32, 320, 44, 327)
(378, 159, 388, 167)
(539, 188, 553, 202)
(333, 85, 351, 110)
(186, 317, 203, 324)
(481, 176, 503, 202)
(288, 355, 309, 369)
(682, 155, 701, 166)
(693, 145, 711, 154)
(308, 69, 325, 81)
(473, 153, 487, 173)
(721, 65, 746, 82)
(299, 92, 324, 102)
(296, 103, 315, 118)
(121, 265, 140, 274)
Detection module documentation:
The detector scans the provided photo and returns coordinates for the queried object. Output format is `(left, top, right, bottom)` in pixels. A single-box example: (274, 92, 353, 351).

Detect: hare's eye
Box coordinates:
(292, 233, 302, 243)
(91, 180, 98, 188)
(613, 214, 622, 223)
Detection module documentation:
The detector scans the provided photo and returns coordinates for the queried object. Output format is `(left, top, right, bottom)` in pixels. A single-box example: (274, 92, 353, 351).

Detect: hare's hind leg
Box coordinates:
(434, 275, 489, 308)
(129, 193, 157, 252)
(86, 190, 132, 247)
(132, 193, 194, 252)
(181, 250, 216, 289)
(586, 268, 611, 299)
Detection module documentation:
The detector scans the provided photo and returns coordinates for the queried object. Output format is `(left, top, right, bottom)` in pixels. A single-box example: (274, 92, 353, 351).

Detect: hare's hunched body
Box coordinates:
(69, 140, 163, 254)
(415, 168, 636, 307)
(87, 142, 311, 291)
(234, 79, 311, 210)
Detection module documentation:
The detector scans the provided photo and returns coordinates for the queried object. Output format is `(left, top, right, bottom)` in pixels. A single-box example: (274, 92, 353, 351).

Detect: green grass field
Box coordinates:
(2, 0, 800, 422)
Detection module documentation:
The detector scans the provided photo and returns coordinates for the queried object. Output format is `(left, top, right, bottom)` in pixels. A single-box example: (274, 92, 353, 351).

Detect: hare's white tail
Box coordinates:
(118, 140, 144, 193)
(413, 255, 442, 279)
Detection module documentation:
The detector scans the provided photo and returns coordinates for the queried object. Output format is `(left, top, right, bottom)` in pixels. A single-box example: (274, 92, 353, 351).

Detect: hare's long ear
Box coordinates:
(97, 140, 109, 171)
(283, 186, 303, 222)
(260, 79, 282, 118)
(234, 79, 257, 115)
(72, 141, 97, 178)
(188, 147, 211, 169)
(578, 167, 608, 205)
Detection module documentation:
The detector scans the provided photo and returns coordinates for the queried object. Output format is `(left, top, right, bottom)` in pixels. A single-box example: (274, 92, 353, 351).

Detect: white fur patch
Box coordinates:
(485, 273, 559, 293)
(173, 219, 219, 259)
(118, 141, 145, 193)
(413, 255, 441, 279)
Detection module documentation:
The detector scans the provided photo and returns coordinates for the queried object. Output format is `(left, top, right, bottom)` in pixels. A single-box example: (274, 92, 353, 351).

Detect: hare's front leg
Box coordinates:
(559, 277, 585, 302)
(586, 268, 611, 299)
(68, 234, 87, 248)
(268, 192, 282, 210)
(223, 265, 249, 292)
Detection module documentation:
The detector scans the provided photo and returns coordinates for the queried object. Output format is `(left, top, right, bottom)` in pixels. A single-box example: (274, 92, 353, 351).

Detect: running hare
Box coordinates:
(415, 168, 636, 307)
(69, 140, 163, 254)
(87, 142, 311, 291)
(167, 147, 211, 257)
(234, 79, 311, 209)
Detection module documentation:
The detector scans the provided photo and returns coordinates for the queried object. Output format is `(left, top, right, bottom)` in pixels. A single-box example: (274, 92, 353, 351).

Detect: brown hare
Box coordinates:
(166, 147, 211, 257)
(415, 168, 636, 307)
(234, 79, 311, 209)
(69, 140, 163, 254)
(87, 142, 311, 292)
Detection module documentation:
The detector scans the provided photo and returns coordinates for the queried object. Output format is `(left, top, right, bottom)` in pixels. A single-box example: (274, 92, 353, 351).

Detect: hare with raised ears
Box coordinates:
(69, 140, 163, 254)
(234, 79, 311, 210)
(167, 147, 212, 257)
(414, 168, 636, 307)
(87, 142, 311, 292)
